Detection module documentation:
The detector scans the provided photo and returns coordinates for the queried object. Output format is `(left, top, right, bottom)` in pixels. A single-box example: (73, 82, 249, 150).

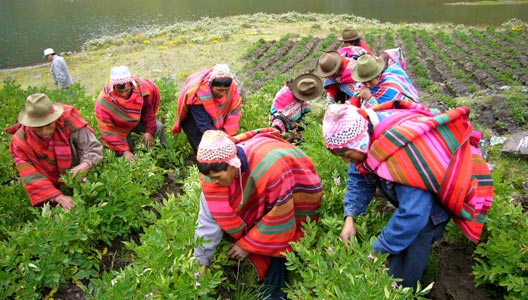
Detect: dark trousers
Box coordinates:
(126, 120, 166, 152)
(263, 257, 287, 300)
(387, 217, 449, 290)
(181, 113, 203, 154)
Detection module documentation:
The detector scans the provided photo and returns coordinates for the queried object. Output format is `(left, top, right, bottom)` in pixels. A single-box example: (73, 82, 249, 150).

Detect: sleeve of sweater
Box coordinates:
(70, 127, 103, 168)
(194, 192, 224, 266)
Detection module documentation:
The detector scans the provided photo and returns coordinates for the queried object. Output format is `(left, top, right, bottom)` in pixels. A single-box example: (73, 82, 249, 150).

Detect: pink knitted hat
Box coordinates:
(322, 104, 370, 153)
(110, 66, 133, 85)
(196, 130, 241, 168)
(208, 64, 234, 83)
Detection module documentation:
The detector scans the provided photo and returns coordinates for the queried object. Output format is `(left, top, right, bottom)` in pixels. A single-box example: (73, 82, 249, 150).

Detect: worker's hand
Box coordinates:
(340, 216, 357, 249)
(143, 132, 154, 148)
(123, 150, 137, 162)
(54, 194, 74, 211)
(227, 244, 250, 261)
(72, 162, 90, 178)
(358, 86, 372, 100)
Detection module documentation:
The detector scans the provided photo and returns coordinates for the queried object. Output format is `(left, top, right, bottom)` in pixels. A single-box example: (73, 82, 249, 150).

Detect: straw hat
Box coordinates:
(110, 66, 133, 85)
(337, 28, 361, 42)
(290, 73, 323, 101)
(351, 55, 386, 83)
(18, 94, 64, 127)
(315, 51, 342, 77)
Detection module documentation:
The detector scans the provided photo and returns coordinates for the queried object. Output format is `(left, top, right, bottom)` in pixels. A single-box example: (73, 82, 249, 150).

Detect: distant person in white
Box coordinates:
(43, 48, 73, 89)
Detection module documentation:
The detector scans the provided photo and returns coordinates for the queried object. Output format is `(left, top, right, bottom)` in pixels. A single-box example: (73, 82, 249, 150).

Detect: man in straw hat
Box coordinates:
(193, 129, 322, 299)
(172, 64, 243, 154)
(95, 65, 166, 162)
(269, 73, 323, 143)
(336, 27, 373, 57)
(43, 48, 74, 89)
(7, 93, 103, 210)
(321, 102, 493, 289)
(351, 54, 419, 108)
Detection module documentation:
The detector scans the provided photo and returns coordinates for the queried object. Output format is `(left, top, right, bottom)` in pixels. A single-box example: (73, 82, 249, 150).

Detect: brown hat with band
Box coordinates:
(337, 28, 361, 42)
(352, 55, 386, 83)
(290, 73, 323, 101)
(315, 51, 342, 78)
(18, 93, 64, 127)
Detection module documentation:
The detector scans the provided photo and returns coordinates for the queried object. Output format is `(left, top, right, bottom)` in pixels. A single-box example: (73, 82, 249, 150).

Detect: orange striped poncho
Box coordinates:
(95, 77, 160, 153)
(172, 67, 242, 135)
(358, 101, 494, 243)
(8, 105, 92, 206)
(201, 128, 322, 279)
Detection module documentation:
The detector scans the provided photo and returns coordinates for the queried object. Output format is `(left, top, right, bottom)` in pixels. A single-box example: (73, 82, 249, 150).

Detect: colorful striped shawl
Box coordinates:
(95, 77, 160, 152)
(359, 101, 493, 243)
(270, 86, 311, 130)
(369, 63, 419, 104)
(337, 45, 370, 59)
(323, 57, 356, 99)
(172, 67, 242, 135)
(201, 128, 322, 279)
(9, 104, 91, 206)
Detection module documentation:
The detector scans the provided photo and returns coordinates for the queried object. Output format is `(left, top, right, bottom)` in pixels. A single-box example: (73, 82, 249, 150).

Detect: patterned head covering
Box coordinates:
(322, 104, 370, 153)
(208, 64, 234, 84)
(110, 66, 133, 85)
(197, 130, 241, 168)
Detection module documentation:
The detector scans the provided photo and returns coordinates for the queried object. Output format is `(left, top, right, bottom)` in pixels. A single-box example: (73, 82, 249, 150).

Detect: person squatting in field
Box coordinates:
(322, 102, 494, 289)
(315, 50, 369, 104)
(350, 53, 418, 108)
(336, 27, 373, 57)
(95, 65, 166, 162)
(172, 64, 243, 154)
(193, 129, 322, 300)
(7, 93, 103, 210)
(269, 73, 323, 143)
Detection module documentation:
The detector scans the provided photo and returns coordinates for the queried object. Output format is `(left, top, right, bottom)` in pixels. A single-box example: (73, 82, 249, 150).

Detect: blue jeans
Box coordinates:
(386, 215, 448, 290)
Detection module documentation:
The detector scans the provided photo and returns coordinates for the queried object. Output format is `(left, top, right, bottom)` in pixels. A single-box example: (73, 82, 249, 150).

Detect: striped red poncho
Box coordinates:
(95, 77, 160, 152)
(201, 128, 322, 279)
(359, 101, 494, 243)
(8, 104, 92, 206)
(172, 67, 242, 135)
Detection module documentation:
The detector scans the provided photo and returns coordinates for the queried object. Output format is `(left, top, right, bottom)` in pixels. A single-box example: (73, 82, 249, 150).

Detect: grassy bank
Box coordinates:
(0, 12, 464, 96)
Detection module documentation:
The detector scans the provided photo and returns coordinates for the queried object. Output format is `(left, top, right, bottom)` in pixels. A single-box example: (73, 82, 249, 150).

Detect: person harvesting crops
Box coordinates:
(322, 102, 493, 289)
(193, 129, 322, 299)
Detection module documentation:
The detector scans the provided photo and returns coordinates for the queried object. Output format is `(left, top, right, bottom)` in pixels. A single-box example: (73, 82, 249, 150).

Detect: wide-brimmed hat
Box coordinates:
(290, 73, 323, 101)
(337, 28, 361, 42)
(18, 93, 64, 127)
(351, 55, 386, 83)
(315, 51, 342, 77)
(43, 48, 55, 56)
(110, 66, 133, 85)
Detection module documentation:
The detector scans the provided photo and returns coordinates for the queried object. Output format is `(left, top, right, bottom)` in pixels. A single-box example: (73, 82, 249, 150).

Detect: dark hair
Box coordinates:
(330, 148, 349, 155)
(349, 39, 361, 46)
(211, 77, 233, 87)
(196, 161, 229, 175)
